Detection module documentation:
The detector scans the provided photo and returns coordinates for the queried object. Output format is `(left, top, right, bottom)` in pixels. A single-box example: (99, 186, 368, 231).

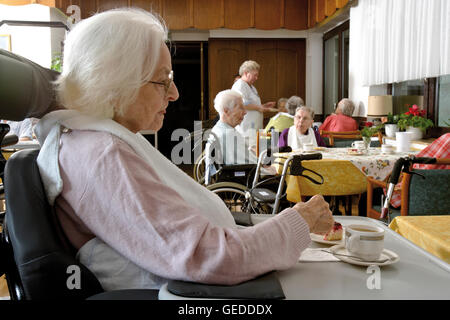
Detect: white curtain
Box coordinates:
(350, 0, 450, 86)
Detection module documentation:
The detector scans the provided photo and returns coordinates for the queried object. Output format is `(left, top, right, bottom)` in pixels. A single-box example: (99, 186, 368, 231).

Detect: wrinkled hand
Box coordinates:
(293, 195, 334, 234)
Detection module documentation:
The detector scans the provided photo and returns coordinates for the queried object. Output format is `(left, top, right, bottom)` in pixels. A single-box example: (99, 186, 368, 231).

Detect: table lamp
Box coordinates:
(367, 95, 393, 125)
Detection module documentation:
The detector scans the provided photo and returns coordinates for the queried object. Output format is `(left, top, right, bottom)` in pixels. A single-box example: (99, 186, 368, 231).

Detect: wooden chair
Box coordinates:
(320, 130, 383, 147)
(367, 158, 450, 220)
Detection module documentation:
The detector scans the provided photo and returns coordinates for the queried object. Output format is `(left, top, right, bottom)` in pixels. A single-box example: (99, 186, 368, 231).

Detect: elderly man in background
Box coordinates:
(319, 98, 358, 133)
(265, 95, 304, 133)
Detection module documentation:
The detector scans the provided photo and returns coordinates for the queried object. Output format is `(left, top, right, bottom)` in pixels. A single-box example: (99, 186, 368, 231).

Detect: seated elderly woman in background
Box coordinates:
(278, 106, 326, 150)
(319, 98, 358, 133)
(264, 95, 304, 133)
(209, 89, 276, 175)
(34, 8, 333, 291)
(210, 89, 258, 165)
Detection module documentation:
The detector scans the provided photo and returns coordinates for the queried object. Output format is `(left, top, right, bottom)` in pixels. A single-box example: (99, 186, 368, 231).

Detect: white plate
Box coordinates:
(329, 244, 400, 266)
(310, 233, 344, 245)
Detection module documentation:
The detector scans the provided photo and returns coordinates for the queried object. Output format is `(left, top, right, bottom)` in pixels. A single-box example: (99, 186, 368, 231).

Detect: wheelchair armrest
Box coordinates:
(221, 164, 256, 172)
(87, 289, 159, 300)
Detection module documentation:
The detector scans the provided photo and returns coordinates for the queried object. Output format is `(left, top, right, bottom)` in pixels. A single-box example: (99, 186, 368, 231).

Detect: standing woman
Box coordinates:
(231, 60, 275, 146)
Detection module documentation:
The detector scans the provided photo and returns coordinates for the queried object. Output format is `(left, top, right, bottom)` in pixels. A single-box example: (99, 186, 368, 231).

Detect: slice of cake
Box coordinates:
(323, 222, 343, 241)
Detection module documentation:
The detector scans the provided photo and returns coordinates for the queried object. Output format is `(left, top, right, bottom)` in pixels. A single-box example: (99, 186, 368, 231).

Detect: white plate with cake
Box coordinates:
(310, 222, 344, 245)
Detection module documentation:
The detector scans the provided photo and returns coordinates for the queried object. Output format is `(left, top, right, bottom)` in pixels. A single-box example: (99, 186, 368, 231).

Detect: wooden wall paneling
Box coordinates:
(317, 0, 325, 23)
(97, 0, 128, 12)
(38, 0, 56, 6)
(308, 0, 317, 28)
(254, 0, 282, 30)
(130, 0, 161, 12)
(284, 0, 308, 31)
(223, 0, 253, 29)
(208, 39, 247, 117)
(325, 0, 336, 16)
(161, 0, 193, 30)
(277, 40, 306, 103)
(79, 0, 97, 19)
(193, 0, 223, 30)
(247, 40, 278, 103)
(336, 0, 348, 9)
(56, 0, 71, 13)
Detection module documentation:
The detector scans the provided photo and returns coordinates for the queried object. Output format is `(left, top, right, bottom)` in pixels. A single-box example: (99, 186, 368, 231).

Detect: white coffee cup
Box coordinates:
(381, 144, 394, 154)
(351, 141, 365, 151)
(345, 224, 385, 261)
(303, 143, 314, 152)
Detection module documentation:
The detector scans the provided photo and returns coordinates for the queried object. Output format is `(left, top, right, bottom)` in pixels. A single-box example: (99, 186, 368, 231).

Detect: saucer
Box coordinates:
(329, 244, 400, 266)
(310, 233, 344, 246)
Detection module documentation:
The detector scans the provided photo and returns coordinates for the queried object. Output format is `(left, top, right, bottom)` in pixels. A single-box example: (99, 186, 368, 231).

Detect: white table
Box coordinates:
(159, 216, 450, 300)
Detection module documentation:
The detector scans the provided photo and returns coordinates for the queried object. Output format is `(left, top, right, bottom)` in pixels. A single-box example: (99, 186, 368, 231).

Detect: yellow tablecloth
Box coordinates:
(389, 216, 450, 263)
(275, 148, 418, 203)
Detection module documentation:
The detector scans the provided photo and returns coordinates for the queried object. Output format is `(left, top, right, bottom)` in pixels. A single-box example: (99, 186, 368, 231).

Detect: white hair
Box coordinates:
(55, 8, 168, 118)
(238, 60, 260, 76)
(337, 98, 355, 117)
(287, 96, 304, 115)
(295, 106, 315, 119)
(214, 90, 243, 115)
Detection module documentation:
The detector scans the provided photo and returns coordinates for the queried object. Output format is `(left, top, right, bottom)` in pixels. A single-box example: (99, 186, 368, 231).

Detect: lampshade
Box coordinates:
(367, 95, 393, 116)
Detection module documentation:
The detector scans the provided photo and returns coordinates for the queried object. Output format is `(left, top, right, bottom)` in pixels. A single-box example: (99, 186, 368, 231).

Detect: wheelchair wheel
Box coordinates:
(207, 182, 248, 213)
(193, 153, 205, 183)
(207, 182, 270, 215)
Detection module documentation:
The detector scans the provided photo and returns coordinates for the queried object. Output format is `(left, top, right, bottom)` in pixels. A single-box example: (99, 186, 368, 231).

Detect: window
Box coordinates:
(392, 79, 425, 115)
(437, 75, 450, 127)
(323, 21, 349, 117)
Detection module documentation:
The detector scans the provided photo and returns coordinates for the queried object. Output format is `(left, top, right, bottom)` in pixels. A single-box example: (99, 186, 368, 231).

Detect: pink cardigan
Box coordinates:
(55, 130, 311, 285)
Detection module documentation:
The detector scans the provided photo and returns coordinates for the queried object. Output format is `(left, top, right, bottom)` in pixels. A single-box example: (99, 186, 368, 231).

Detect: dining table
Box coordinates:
(272, 147, 419, 215)
(159, 215, 450, 300)
(389, 215, 450, 264)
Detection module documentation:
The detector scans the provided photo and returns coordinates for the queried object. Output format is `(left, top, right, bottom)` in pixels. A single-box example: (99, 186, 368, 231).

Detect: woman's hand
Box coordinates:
(293, 195, 334, 234)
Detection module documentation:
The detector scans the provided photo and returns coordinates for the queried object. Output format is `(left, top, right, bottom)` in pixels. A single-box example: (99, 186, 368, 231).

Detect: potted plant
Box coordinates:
(361, 122, 383, 149)
(383, 113, 400, 138)
(397, 105, 433, 140)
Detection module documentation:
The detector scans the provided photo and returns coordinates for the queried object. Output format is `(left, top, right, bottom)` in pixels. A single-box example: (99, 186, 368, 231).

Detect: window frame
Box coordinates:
(322, 20, 350, 117)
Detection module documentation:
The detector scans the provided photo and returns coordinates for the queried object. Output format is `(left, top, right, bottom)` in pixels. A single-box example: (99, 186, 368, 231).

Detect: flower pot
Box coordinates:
(384, 124, 399, 138)
(406, 126, 423, 140)
(396, 132, 413, 152)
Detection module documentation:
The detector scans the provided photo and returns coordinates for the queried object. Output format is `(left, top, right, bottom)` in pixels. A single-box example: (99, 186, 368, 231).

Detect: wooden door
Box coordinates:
(208, 39, 247, 117)
(208, 39, 306, 119)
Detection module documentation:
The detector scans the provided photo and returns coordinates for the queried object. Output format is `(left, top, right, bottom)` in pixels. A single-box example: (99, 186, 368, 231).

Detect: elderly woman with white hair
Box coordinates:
(231, 60, 276, 144)
(319, 98, 358, 133)
(278, 106, 326, 150)
(210, 89, 259, 165)
(34, 8, 333, 291)
(264, 95, 304, 133)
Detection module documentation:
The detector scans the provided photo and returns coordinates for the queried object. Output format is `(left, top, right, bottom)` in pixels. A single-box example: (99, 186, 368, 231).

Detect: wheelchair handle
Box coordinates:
(381, 156, 436, 219)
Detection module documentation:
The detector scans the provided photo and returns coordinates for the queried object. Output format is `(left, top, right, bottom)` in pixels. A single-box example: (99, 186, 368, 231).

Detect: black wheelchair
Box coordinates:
(195, 131, 324, 220)
(0, 49, 160, 300)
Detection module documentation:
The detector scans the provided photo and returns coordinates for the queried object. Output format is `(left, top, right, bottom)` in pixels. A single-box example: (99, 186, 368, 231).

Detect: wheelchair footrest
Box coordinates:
(250, 188, 277, 203)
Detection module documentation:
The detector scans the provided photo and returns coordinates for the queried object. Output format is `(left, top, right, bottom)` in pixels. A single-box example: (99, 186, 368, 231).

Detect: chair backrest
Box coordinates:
(406, 169, 450, 216)
(3, 149, 104, 300)
(320, 130, 383, 147)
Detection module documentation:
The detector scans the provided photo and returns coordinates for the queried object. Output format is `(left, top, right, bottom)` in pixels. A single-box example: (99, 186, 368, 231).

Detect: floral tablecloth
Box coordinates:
(304, 147, 419, 181)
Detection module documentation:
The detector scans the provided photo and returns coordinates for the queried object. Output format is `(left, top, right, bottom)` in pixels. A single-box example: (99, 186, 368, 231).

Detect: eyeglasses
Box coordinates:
(147, 70, 174, 96)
